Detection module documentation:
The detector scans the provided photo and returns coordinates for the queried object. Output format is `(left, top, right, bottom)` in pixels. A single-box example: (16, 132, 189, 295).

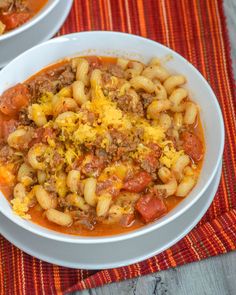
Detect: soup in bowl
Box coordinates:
(0, 0, 48, 35)
(0, 0, 59, 41)
(0, 32, 224, 243)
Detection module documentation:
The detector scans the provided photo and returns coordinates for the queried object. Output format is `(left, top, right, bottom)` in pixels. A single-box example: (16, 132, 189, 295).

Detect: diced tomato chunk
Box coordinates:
(139, 143, 161, 173)
(135, 194, 167, 223)
(141, 152, 159, 173)
(123, 171, 152, 193)
(86, 56, 102, 70)
(42, 127, 54, 139)
(96, 175, 121, 197)
(0, 119, 18, 141)
(147, 143, 162, 156)
(0, 84, 31, 116)
(71, 156, 84, 170)
(0, 12, 31, 30)
(181, 131, 204, 162)
(0, 165, 15, 185)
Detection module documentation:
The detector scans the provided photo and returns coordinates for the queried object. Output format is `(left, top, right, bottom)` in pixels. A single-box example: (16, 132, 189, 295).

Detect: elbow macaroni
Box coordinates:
(46, 209, 73, 226)
(72, 81, 88, 105)
(176, 176, 196, 197)
(172, 155, 190, 181)
(155, 178, 178, 197)
(147, 99, 171, 119)
(28, 144, 47, 170)
(75, 58, 89, 85)
(130, 76, 156, 93)
(142, 65, 170, 82)
(84, 177, 97, 206)
(163, 75, 186, 95)
(117, 58, 129, 70)
(184, 102, 198, 125)
(66, 170, 80, 193)
(35, 185, 57, 210)
(17, 163, 34, 186)
(96, 194, 112, 217)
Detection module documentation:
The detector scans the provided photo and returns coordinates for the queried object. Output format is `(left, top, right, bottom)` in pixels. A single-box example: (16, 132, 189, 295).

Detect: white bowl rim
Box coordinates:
(0, 31, 225, 244)
(0, 0, 60, 42)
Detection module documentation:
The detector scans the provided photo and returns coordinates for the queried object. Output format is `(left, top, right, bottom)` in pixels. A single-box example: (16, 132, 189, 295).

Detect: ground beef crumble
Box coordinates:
(107, 64, 124, 78)
(106, 128, 143, 161)
(116, 94, 144, 116)
(26, 64, 75, 99)
(139, 92, 156, 109)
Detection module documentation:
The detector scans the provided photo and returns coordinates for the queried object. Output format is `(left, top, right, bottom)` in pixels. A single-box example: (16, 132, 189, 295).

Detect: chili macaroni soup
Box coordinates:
(0, 56, 204, 236)
(0, 0, 48, 35)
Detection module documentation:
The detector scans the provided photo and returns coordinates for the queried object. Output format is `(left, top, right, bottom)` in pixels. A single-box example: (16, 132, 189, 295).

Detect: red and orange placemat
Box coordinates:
(0, 0, 235, 294)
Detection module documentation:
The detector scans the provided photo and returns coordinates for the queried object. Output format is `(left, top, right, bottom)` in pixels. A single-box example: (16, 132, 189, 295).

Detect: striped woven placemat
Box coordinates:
(0, 0, 235, 294)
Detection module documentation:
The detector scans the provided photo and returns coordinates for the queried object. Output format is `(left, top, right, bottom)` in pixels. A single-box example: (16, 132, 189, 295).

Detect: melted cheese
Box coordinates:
(86, 84, 132, 129)
(160, 144, 184, 168)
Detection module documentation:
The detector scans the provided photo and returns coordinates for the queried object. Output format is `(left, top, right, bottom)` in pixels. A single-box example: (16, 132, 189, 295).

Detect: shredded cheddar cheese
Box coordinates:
(11, 188, 36, 219)
(11, 197, 31, 219)
(73, 124, 97, 144)
(86, 84, 132, 130)
(142, 124, 165, 144)
(160, 144, 184, 168)
(130, 144, 151, 160)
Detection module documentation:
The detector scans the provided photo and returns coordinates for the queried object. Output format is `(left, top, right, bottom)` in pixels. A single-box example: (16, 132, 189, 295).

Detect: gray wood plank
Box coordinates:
(72, 0, 236, 294)
(224, 0, 236, 80)
(74, 252, 236, 295)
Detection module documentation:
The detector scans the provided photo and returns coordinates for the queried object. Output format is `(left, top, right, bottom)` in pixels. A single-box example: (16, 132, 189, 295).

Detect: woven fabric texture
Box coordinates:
(0, 0, 235, 294)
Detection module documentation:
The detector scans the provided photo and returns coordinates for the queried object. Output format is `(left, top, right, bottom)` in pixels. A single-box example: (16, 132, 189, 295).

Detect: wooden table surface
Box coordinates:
(73, 1, 236, 294)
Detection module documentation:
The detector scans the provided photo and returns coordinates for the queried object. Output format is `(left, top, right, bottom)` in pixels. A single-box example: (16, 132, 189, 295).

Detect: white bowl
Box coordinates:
(0, 32, 225, 244)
